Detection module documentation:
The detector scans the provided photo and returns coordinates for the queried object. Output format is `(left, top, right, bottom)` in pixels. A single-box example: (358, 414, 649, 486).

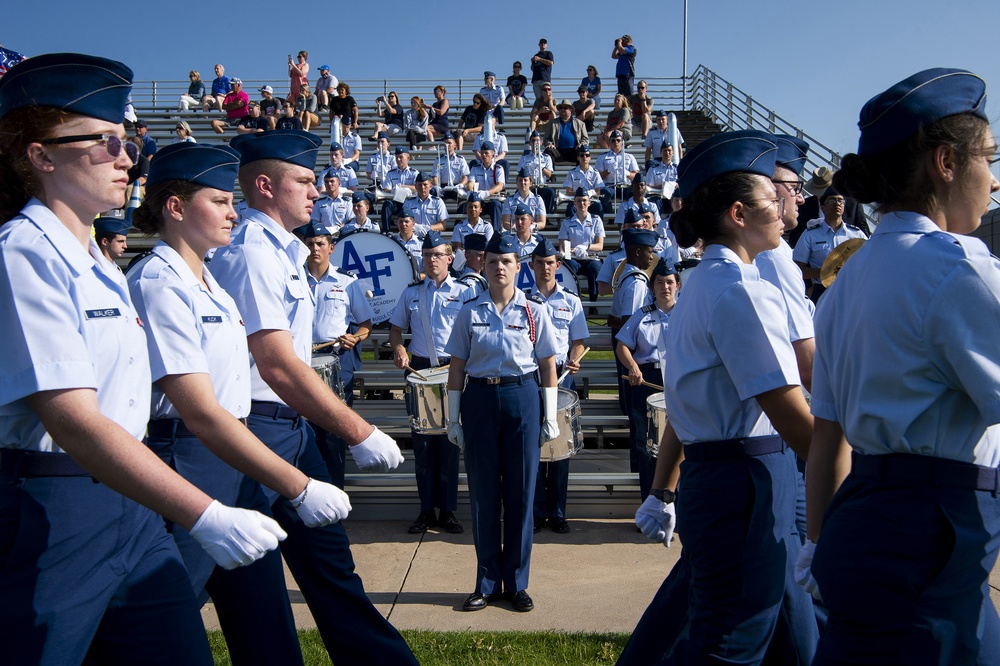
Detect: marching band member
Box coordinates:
(562, 145, 606, 219)
(792, 186, 866, 303)
(311, 172, 354, 235)
(389, 232, 467, 535)
(464, 140, 506, 231)
(451, 200, 494, 250)
(401, 172, 448, 237)
(445, 233, 559, 613)
(504, 203, 544, 258)
(340, 192, 380, 233)
(558, 188, 605, 303)
(431, 132, 470, 200)
(501, 168, 548, 231)
(456, 233, 489, 298)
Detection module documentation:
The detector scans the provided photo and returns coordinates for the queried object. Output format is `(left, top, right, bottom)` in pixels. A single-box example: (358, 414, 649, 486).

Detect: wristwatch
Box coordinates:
(649, 488, 677, 504)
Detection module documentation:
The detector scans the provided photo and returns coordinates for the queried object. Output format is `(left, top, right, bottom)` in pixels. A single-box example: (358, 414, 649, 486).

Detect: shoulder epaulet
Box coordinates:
(806, 218, 823, 230)
(407, 279, 423, 287)
(641, 303, 657, 313)
(844, 223, 861, 231)
(563, 288, 580, 298)
(524, 290, 545, 305)
(334, 267, 356, 278)
(124, 249, 154, 275)
(463, 295, 479, 304)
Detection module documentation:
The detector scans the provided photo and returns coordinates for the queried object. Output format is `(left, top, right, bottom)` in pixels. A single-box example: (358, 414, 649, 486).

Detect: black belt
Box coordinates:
(683, 435, 785, 462)
(409, 355, 451, 371)
(249, 401, 300, 420)
(638, 361, 661, 371)
(0, 449, 91, 478)
(467, 373, 536, 386)
(147, 417, 247, 440)
(852, 452, 1000, 494)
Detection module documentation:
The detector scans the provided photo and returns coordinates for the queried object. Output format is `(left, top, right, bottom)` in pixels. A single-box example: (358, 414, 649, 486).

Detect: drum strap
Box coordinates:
(418, 281, 439, 366)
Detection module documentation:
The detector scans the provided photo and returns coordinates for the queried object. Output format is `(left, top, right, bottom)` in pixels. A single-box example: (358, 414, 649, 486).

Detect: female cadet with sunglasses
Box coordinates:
(0, 53, 284, 665)
(800, 68, 1000, 664)
(632, 130, 816, 663)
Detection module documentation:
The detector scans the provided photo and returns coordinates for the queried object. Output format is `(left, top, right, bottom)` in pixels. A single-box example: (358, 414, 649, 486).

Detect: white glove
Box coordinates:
(292, 478, 352, 527)
(635, 495, 676, 547)
(572, 245, 589, 259)
(794, 539, 823, 601)
(447, 389, 464, 450)
(189, 500, 287, 570)
(541, 386, 560, 442)
(350, 426, 404, 472)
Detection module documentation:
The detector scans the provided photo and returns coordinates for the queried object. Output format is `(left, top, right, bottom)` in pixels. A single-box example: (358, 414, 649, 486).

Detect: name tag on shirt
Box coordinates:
(85, 308, 121, 319)
(507, 324, 525, 331)
(202, 315, 223, 324)
(472, 322, 490, 328)
(290, 274, 301, 280)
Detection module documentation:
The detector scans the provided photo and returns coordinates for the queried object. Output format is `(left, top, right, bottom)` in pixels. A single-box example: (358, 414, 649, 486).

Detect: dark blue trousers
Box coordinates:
(627, 363, 661, 501)
(565, 257, 603, 302)
(534, 374, 575, 522)
(462, 378, 541, 595)
(813, 458, 1000, 665)
(407, 355, 459, 512)
(0, 469, 212, 666)
(311, 347, 360, 490)
(146, 424, 303, 666)
(217, 409, 417, 666)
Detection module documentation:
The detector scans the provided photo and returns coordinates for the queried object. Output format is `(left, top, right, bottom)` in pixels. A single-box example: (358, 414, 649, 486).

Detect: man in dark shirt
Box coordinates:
(236, 103, 269, 134)
(530, 39, 554, 101)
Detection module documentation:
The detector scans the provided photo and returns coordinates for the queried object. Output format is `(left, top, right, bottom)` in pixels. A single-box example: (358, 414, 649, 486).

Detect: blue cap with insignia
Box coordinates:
(531, 238, 560, 258)
(623, 228, 657, 247)
(529, 130, 541, 139)
(377, 131, 389, 140)
(677, 129, 778, 199)
(394, 146, 409, 155)
(298, 221, 331, 238)
(484, 71, 495, 78)
(639, 200, 657, 215)
(632, 171, 645, 185)
(230, 129, 323, 170)
(329, 142, 344, 152)
(577, 144, 591, 154)
(480, 141, 496, 152)
(422, 230, 447, 249)
(774, 134, 809, 177)
(0, 53, 133, 123)
(441, 132, 455, 142)
(415, 171, 430, 183)
(146, 142, 240, 192)
(517, 167, 531, 178)
(464, 234, 488, 251)
(94, 216, 130, 236)
(652, 258, 677, 277)
(351, 191, 369, 204)
(574, 187, 589, 198)
(485, 233, 518, 255)
(514, 203, 532, 217)
(622, 208, 641, 225)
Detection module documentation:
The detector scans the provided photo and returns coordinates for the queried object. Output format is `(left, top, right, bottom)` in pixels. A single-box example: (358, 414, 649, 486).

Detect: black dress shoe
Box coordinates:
(511, 590, 534, 612)
(438, 510, 464, 534)
(550, 518, 570, 534)
(462, 591, 503, 611)
(407, 511, 436, 534)
(533, 518, 546, 534)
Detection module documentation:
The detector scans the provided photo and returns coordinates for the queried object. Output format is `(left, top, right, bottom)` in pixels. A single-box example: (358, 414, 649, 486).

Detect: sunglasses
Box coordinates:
(41, 133, 139, 162)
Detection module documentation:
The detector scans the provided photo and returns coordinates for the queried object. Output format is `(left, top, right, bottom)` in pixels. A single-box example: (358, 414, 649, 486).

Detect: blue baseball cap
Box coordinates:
(677, 129, 778, 199)
(230, 130, 323, 170)
(774, 135, 809, 176)
(94, 216, 130, 236)
(146, 143, 240, 192)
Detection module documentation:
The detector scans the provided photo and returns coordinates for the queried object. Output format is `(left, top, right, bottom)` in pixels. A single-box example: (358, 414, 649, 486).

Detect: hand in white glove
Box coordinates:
(635, 495, 676, 547)
(292, 478, 352, 527)
(189, 500, 287, 570)
(794, 539, 823, 601)
(541, 386, 560, 442)
(350, 426, 404, 472)
(447, 389, 464, 450)
(572, 245, 589, 259)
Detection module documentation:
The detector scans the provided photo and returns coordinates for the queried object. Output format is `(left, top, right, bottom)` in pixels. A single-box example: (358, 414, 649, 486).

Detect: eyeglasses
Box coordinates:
(611, 138, 622, 143)
(772, 179, 804, 195)
(748, 197, 786, 216)
(824, 197, 846, 205)
(638, 86, 646, 90)
(422, 252, 450, 260)
(41, 133, 139, 162)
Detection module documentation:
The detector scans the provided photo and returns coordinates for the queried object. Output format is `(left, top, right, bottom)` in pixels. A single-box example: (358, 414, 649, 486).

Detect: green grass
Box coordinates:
(209, 630, 630, 665)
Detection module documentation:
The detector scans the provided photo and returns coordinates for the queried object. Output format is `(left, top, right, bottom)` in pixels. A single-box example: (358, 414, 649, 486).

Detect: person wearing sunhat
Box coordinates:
(543, 97, 589, 164)
(389, 231, 468, 536)
(0, 52, 283, 665)
(445, 232, 560, 613)
(630, 129, 816, 663)
(802, 67, 1000, 664)
(209, 130, 416, 664)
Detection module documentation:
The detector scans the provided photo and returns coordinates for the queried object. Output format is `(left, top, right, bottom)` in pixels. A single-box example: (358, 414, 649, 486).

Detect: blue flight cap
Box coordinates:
(94, 216, 130, 236)
(610, 130, 623, 139)
(146, 143, 240, 192)
(622, 208, 640, 225)
(517, 167, 531, 178)
(414, 171, 430, 183)
(396, 209, 413, 220)
(623, 228, 657, 247)
(651, 258, 677, 277)
(677, 129, 778, 199)
(0, 53, 133, 123)
(377, 131, 389, 140)
(857, 68, 988, 156)
(484, 71, 495, 78)
(394, 146, 409, 155)
(574, 187, 589, 198)
(485, 233, 518, 255)
(820, 186, 841, 202)
(329, 142, 344, 152)
(464, 233, 488, 251)
(480, 141, 496, 152)
(529, 130, 541, 139)
(577, 144, 591, 154)
(300, 221, 331, 238)
(632, 171, 645, 185)
(230, 130, 323, 170)
(774, 134, 809, 176)
(440, 132, 455, 142)
(531, 238, 560, 258)
(514, 203, 532, 217)
(351, 191, 369, 204)
(422, 230, 446, 249)
(639, 201, 657, 215)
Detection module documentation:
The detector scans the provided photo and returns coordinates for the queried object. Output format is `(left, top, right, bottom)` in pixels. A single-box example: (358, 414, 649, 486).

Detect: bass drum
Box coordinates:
(332, 230, 419, 324)
(515, 256, 578, 293)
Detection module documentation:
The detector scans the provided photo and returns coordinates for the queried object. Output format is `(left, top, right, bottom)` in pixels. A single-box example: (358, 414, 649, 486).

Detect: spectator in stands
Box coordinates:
(172, 120, 195, 144)
(455, 94, 490, 150)
(203, 63, 230, 112)
(372, 91, 405, 140)
(258, 85, 281, 129)
(330, 82, 359, 131)
(507, 62, 528, 110)
(597, 130, 640, 213)
(133, 120, 157, 159)
(275, 99, 302, 131)
(502, 168, 547, 231)
(236, 102, 269, 135)
(342, 124, 363, 173)
(315, 65, 337, 111)
(451, 199, 494, 250)
(530, 38, 554, 101)
(529, 84, 557, 138)
(612, 35, 637, 96)
(210, 78, 250, 134)
(597, 94, 632, 148)
(480, 71, 506, 125)
(287, 50, 309, 103)
(427, 86, 450, 142)
(432, 132, 470, 199)
(94, 216, 129, 266)
(629, 80, 653, 139)
(404, 96, 430, 150)
(318, 142, 359, 192)
(644, 110, 683, 169)
(573, 86, 596, 132)
(581, 65, 603, 110)
(544, 100, 589, 164)
(177, 70, 205, 112)
(296, 84, 320, 131)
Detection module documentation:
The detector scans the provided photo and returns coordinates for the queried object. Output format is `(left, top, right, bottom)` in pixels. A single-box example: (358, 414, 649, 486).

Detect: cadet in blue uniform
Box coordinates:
(527, 240, 589, 533)
(431, 132, 470, 199)
(451, 199, 495, 250)
(402, 172, 448, 237)
(558, 188, 606, 303)
(311, 173, 354, 234)
(340, 192, 381, 233)
(457, 233, 489, 298)
(94, 215, 130, 267)
(502, 168, 548, 231)
(316, 142, 359, 192)
(631, 130, 816, 664)
(445, 233, 560, 613)
(130, 143, 357, 665)
(208, 130, 417, 664)
(389, 232, 467, 535)
(504, 203, 544, 258)
(792, 186, 866, 303)
(379, 146, 419, 232)
(0, 53, 284, 666)
(801, 68, 1000, 665)
(609, 228, 656, 420)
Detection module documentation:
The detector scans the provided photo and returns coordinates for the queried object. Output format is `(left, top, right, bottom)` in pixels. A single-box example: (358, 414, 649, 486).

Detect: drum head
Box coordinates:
(407, 366, 450, 385)
(310, 353, 339, 369)
(516, 256, 578, 292)
(557, 387, 580, 410)
(646, 392, 665, 410)
(332, 230, 419, 324)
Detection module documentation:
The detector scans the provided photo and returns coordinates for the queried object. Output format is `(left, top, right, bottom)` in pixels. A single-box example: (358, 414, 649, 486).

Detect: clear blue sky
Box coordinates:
(7, 0, 1000, 158)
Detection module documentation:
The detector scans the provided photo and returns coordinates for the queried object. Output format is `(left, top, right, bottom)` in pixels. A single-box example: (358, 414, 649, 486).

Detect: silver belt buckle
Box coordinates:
(486, 376, 501, 385)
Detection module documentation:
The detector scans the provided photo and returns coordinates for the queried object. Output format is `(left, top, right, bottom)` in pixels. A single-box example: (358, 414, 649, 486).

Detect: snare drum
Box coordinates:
(645, 392, 667, 458)
(331, 230, 419, 324)
(515, 256, 578, 293)
(404, 367, 450, 434)
(540, 388, 584, 462)
(311, 353, 346, 400)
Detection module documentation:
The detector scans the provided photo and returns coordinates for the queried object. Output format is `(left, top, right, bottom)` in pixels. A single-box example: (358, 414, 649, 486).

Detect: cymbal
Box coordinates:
(820, 238, 865, 288)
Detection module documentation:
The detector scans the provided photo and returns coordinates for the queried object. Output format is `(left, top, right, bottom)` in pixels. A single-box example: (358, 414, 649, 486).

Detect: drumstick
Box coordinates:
(312, 340, 343, 352)
(404, 365, 430, 381)
(557, 346, 592, 385)
(621, 374, 664, 391)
